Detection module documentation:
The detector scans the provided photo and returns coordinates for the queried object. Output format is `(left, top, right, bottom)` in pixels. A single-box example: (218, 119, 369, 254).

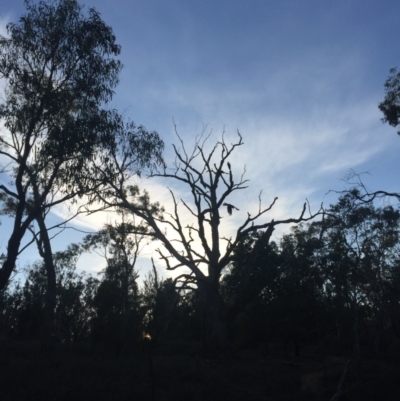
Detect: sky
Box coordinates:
(1, 0, 400, 281)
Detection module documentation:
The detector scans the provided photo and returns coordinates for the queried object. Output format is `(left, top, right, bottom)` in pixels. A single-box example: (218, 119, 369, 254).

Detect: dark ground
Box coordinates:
(1, 339, 400, 401)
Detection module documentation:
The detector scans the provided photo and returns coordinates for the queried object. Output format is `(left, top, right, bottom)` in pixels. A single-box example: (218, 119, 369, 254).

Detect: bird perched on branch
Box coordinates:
(223, 203, 239, 215)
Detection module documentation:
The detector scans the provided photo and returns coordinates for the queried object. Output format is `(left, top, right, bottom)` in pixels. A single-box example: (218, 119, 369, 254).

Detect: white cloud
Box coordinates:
(0, 16, 9, 37)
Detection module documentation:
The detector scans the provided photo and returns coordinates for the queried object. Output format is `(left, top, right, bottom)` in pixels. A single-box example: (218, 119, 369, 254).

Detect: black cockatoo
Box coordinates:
(223, 203, 239, 215)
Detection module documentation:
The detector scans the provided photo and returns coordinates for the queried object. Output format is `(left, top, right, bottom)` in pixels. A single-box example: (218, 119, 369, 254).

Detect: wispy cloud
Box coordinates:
(1, 0, 398, 281)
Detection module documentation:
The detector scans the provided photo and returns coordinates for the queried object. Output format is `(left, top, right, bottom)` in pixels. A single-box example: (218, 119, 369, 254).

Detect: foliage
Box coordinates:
(83, 218, 146, 353)
(0, 0, 164, 292)
(220, 190, 400, 358)
(1, 190, 400, 368)
(379, 67, 400, 135)
(0, 0, 123, 202)
(0, 0, 121, 295)
(0, 245, 96, 342)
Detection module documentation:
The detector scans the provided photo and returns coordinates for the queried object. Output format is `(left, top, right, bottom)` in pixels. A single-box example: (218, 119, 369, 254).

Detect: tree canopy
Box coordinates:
(379, 67, 400, 135)
(0, 0, 164, 292)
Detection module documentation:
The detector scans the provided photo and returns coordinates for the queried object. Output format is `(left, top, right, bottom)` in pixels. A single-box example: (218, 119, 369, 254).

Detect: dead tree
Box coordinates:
(94, 130, 323, 352)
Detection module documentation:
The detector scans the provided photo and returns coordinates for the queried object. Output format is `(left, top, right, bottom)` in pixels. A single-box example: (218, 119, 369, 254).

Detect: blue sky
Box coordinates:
(1, 0, 400, 280)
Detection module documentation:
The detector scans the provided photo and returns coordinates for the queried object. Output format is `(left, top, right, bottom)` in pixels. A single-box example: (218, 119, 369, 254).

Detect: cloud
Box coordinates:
(1, 0, 396, 283)
(0, 15, 9, 37)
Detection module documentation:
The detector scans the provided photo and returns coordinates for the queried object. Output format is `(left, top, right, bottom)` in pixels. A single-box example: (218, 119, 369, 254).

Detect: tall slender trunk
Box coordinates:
(35, 213, 57, 344)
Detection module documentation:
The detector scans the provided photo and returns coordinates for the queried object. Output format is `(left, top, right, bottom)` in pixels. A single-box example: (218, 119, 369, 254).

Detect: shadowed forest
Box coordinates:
(1, 1, 400, 400)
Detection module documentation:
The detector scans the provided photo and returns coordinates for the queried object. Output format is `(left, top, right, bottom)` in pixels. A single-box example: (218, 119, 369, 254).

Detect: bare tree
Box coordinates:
(94, 131, 322, 351)
(334, 170, 400, 205)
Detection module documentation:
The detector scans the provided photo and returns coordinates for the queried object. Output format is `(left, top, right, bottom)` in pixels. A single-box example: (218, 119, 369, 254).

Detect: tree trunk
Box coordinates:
(0, 212, 37, 289)
(0, 233, 24, 289)
(198, 280, 228, 354)
(35, 213, 57, 347)
(352, 301, 361, 370)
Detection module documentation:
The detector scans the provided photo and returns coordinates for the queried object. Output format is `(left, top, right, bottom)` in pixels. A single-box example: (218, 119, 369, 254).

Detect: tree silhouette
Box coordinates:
(0, 0, 164, 340)
(83, 216, 146, 354)
(379, 67, 400, 135)
(94, 131, 322, 352)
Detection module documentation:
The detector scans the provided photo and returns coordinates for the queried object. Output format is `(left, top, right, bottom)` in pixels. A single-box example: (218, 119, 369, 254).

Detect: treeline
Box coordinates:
(2, 189, 400, 359)
(0, 224, 197, 355)
(223, 190, 400, 358)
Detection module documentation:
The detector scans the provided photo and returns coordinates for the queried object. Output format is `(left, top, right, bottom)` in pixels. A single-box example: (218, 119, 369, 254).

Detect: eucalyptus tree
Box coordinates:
(221, 225, 326, 353)
(83, 216, 146, 352)
(344, 68, 400, 203)
(379, 67, 400, 135)
(314, 191, 400, 356)
(0, 0, 164, 337)
(6, 245, 92, 342)
(94, 131, 322, 351)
